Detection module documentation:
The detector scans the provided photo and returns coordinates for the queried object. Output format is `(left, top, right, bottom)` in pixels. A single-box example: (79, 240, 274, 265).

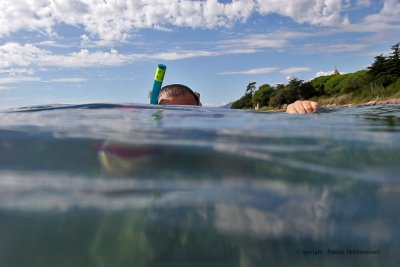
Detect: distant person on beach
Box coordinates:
(158, 84, 318, 114)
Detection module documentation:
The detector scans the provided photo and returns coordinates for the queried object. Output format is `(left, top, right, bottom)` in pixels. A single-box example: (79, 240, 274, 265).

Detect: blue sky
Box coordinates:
(0, 0, 400, 108)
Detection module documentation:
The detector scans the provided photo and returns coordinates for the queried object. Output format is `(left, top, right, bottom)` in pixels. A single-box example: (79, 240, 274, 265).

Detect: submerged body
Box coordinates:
(0, 103, 399, 267)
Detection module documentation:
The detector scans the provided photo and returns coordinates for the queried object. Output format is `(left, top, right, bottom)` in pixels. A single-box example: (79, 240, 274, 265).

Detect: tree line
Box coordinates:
(231, 42, 400, 109)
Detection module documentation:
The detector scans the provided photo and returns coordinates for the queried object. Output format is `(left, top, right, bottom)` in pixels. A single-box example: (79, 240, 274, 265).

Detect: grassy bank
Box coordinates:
(231, 42, 400, 110)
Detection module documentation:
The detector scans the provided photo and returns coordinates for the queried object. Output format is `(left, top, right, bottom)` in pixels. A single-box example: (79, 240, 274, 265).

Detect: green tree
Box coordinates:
(231, 82, 257, 109)
(324, 74, 349, 96)
(387, 42, 400, 76)
(298, 81, 317, 99)
(368, 49, 398, 87)
(285, 77, 316, 100)
(310, 75, 334, 96)
(232, 42, 400, 109)
(268, 79, 302, 108)
(275, 84, 285, 91)
(338, 70, 369, 94)
(368, 54, 388, 78)
(245, 82, 257, 95)
(285, 77, 302, 101)
(391, 42, 400, 57)
(268, 88, 293, 108)
(231, 93, 253, 109)
(252, 84, 274, 108)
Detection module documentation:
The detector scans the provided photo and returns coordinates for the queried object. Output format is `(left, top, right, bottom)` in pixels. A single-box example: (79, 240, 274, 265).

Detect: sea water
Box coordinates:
(0, 104, 399, 267)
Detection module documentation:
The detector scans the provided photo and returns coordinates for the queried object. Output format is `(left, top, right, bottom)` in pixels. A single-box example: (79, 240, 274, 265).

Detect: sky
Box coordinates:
(0, 0, 400, 108)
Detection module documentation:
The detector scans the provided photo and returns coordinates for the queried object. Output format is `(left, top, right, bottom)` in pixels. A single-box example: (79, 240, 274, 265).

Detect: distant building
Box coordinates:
(332, 66, 340, 75)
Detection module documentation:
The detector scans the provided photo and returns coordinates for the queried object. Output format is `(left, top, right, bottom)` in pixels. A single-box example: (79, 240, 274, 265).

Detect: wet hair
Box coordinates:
(158, 84, 200, 105)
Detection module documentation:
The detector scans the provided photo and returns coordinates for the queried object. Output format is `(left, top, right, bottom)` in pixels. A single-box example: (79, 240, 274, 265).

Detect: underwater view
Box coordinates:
(0, 104, 399, 267)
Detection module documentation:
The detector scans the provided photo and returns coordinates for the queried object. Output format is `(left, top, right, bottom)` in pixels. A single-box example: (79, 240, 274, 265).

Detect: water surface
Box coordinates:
(0, 104, 399, 267)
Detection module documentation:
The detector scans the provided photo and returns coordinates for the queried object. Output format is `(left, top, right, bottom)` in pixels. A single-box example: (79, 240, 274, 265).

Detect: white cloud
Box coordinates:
(0, 43, 130, 68)
(218, 66, 313, 76)
(218, 66, 312, 76)
(41, 49, 130, 67)
(46, 77, 87, 83)
(0, 0, 349, 42)
(0, 76, 41, 84)
(256, 0, 348, 26)
(0, 0, 54, 37)
(218, 31, 313, 51)
(0, 68, 34, 75)
(363, 0, 400, 24)
(344, 0, 400, 32)
(217, 67, 279, 75)
(37, 40, 70, 48)
(0, 43, 44, 68)
(150, 50, 217, 61)
(218, 37, 287, 51)
(217, 67, 311, 77)
(0, 42, 259, 70)
(301, 43, 367, 53)
(314, 69, 346, 77)
(0, 74, 85, 86)
(149, 48, 257, 61)
(280, 67, 311, 75)
(0, 0, 397, 47)
(315, 71, 334, 77)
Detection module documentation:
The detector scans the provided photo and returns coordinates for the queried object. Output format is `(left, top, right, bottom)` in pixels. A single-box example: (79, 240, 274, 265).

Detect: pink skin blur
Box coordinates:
(286, 100, 319, 114)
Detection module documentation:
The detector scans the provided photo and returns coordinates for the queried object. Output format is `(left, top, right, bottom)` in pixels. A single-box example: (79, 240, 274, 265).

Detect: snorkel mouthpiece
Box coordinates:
(150, 64, 167, 104)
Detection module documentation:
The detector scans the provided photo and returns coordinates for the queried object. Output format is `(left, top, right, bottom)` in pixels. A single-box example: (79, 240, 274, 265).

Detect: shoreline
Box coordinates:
(322, 98, 400, 108)
(259, 98, 400, 112)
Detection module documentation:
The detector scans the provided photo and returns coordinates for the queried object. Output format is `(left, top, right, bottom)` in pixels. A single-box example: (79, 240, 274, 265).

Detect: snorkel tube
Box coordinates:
(150, 64, 167, 105)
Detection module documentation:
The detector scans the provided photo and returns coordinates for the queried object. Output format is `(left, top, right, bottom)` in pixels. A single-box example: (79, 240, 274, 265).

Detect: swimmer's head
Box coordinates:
(158, 84, 201, 106)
